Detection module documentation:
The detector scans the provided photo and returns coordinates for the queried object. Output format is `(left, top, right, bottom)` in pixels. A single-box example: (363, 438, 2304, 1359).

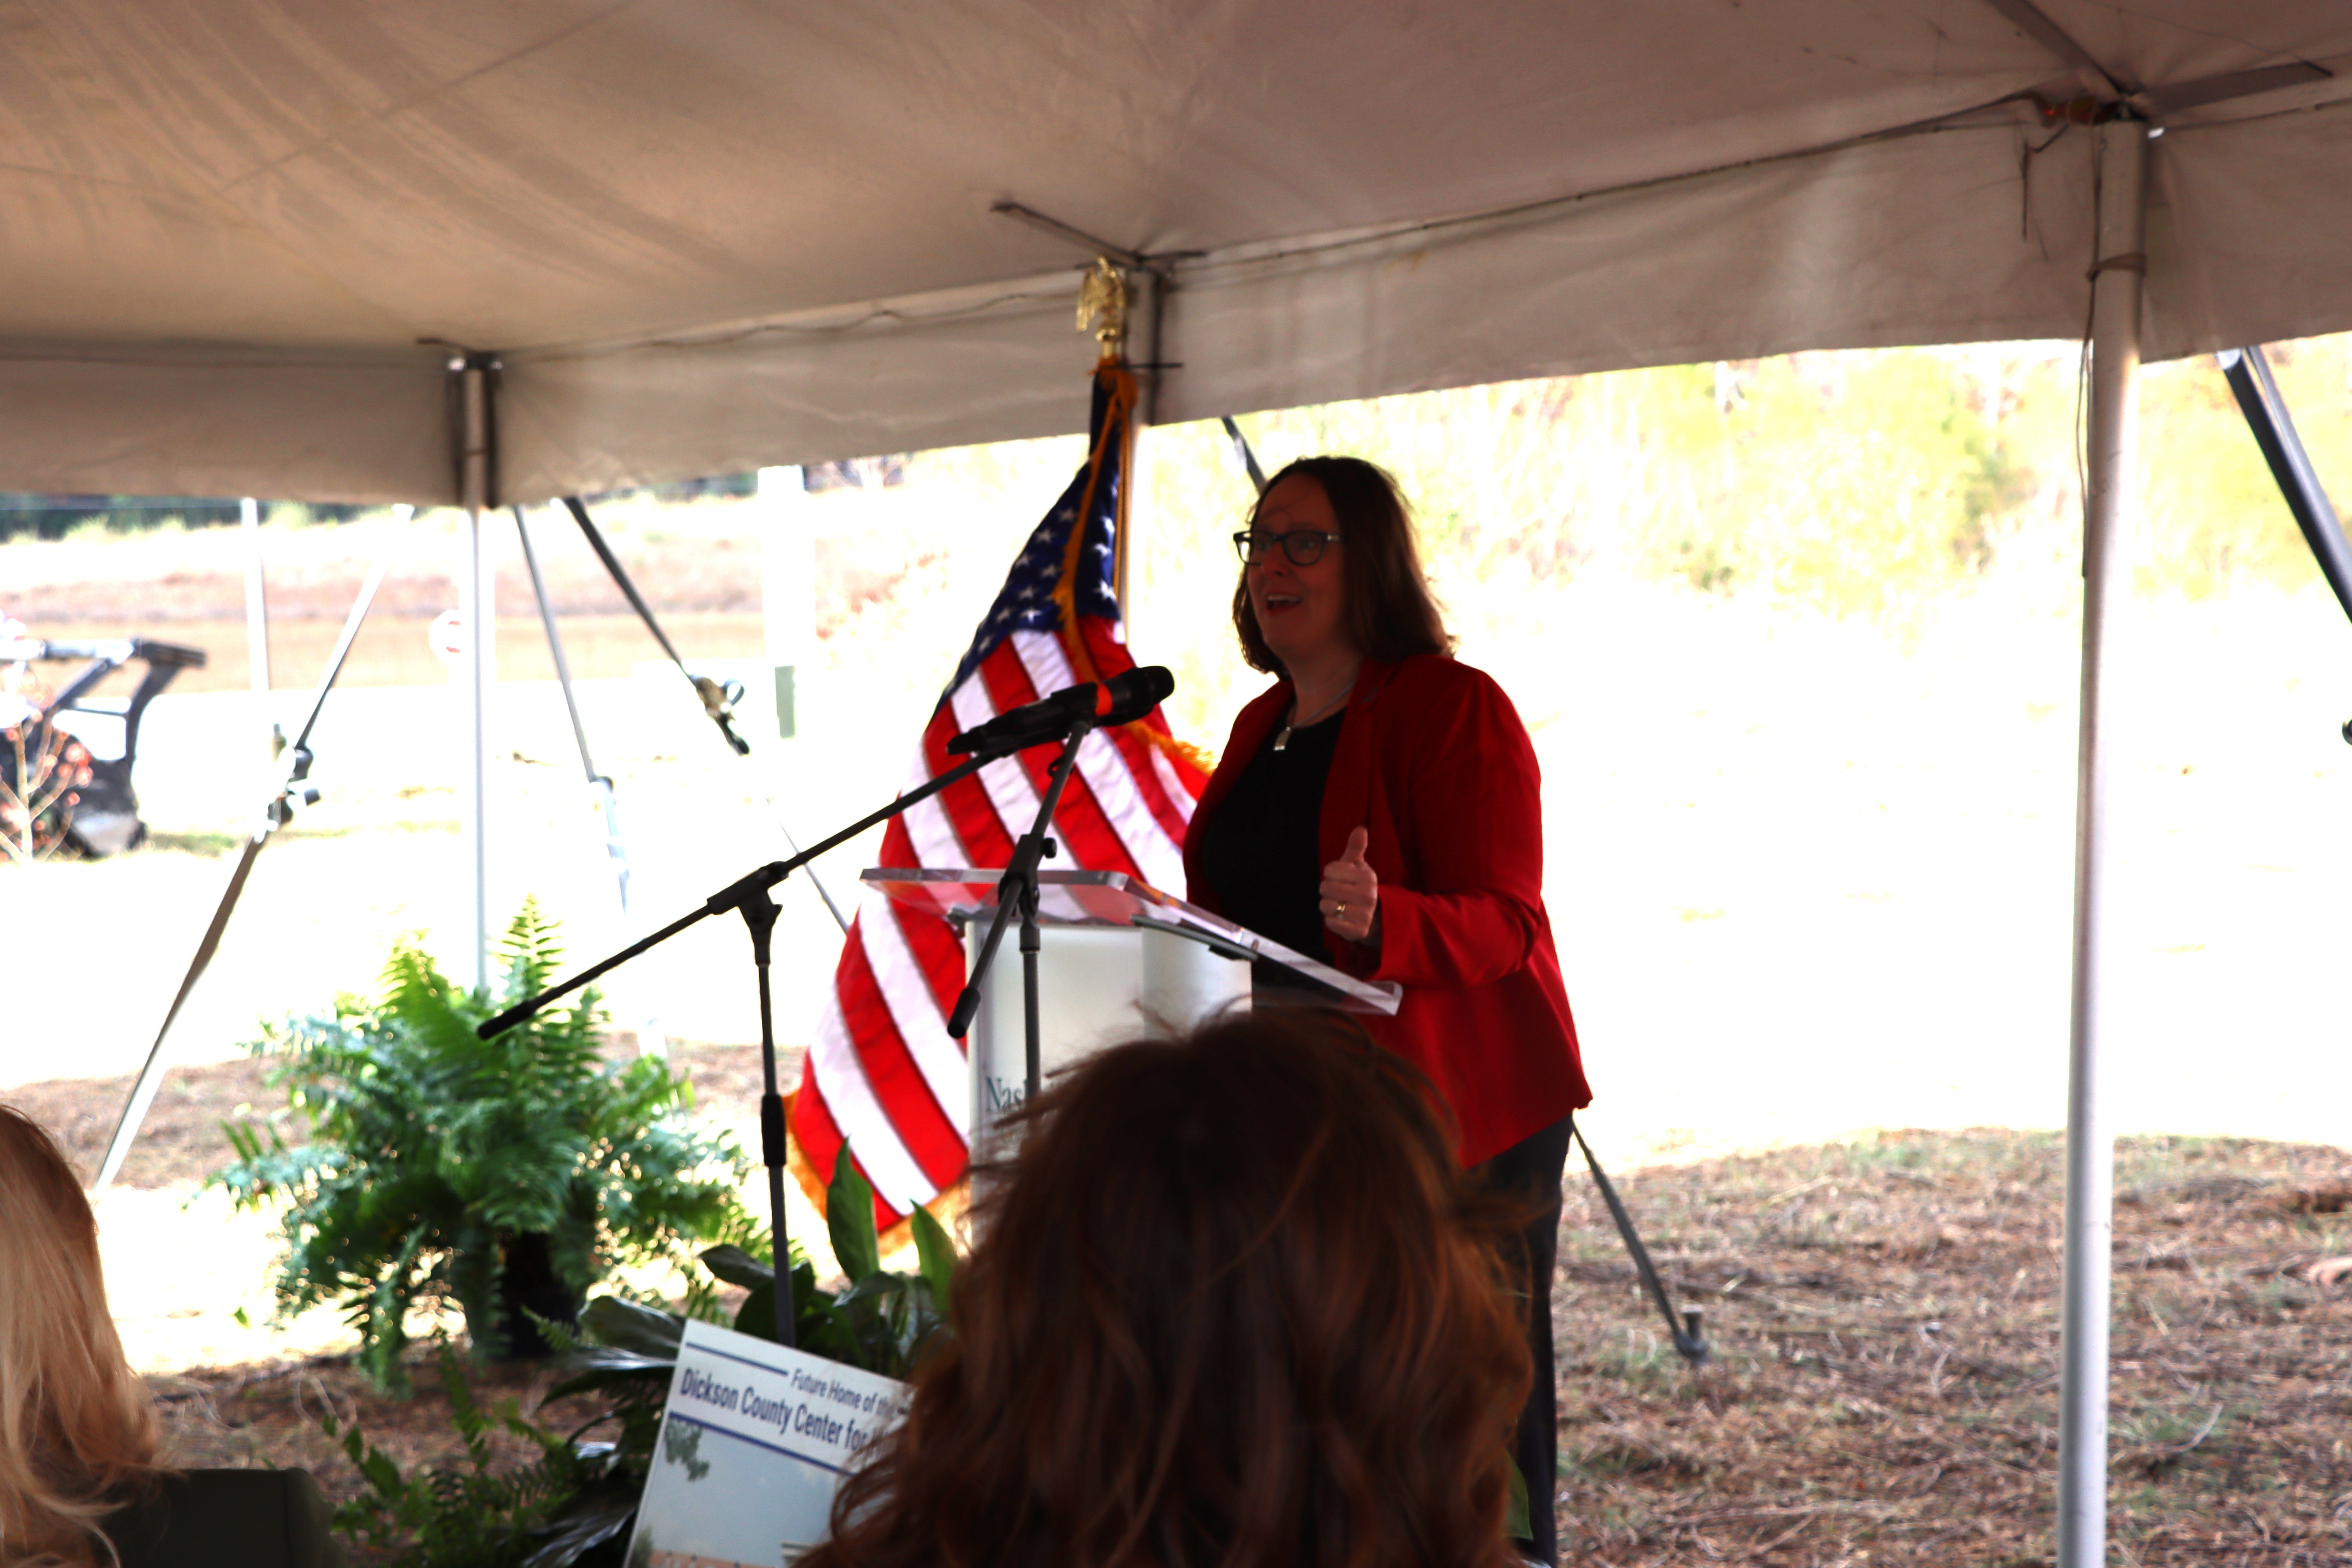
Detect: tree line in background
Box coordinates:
(1197, 336, 2349, 616)
(9, 339, 2342, 612)
(0, 464, 894, 543)
(0, 497, 375, 542)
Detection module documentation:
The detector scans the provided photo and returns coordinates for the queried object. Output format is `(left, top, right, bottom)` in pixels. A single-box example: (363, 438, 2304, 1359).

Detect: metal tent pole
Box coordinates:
(2059, 114, 2148, 1568)
(1124, 263, 1169, 642)
(2216, 345, 2352, 627)
(455, 356, 497, 994)
(239, 496, 280, 758)
(94, 545, 397, 1191)
(514, 503, 633, 915)
(758, 465, 812, 757)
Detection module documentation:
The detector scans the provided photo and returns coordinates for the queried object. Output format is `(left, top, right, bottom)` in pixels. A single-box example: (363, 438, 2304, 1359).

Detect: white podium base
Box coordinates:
(964, 922, 1248, 1157)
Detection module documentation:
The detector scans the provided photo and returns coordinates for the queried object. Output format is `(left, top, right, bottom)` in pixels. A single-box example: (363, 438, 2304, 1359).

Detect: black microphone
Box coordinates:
(947, 666, 1175, 756)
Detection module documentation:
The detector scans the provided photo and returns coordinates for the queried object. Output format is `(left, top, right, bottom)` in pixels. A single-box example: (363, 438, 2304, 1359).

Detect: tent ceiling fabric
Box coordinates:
(3, 0, 2349, 502)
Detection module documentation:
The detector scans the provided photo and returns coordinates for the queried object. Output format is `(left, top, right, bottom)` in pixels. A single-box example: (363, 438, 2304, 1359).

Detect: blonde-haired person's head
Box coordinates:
(0, 1105, 163, 1565)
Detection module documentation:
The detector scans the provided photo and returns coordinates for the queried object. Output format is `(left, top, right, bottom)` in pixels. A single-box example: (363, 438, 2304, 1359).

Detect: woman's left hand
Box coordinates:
(1320, 827, 1380, 946)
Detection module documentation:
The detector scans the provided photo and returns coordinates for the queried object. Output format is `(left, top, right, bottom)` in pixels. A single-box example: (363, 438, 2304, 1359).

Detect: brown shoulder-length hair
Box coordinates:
(0, 1105, 164, 1566)
(802, 1010, 1530, 1568)
(1232, 456, 1454, 677)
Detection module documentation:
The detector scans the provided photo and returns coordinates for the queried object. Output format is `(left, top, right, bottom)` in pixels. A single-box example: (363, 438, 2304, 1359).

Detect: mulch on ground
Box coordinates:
(7, 1041, 779, 1190)
(151, 1354, 606, 1515)
(13, 1056, 282, 1189)
(18, 1053, 2351, 1566)
(1553, 1127, 2352, 1567)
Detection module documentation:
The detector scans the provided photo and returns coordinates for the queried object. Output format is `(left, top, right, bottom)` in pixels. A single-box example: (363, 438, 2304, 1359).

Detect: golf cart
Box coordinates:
(0, 634, 208, 857)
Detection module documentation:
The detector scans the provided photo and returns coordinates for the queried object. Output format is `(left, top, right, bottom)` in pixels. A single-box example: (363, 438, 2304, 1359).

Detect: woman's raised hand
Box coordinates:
(1319, 827, 1380, 946)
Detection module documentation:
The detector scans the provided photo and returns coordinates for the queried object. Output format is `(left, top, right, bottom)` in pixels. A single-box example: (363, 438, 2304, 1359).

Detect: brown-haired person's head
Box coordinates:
(0, 1106, 163, 1564)
(803, 1010, 1531, 1568)
(1231, 457, 1453, 678)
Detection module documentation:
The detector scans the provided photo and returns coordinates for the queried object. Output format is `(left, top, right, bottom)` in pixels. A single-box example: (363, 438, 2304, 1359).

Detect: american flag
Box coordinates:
(790, 362, 1208, 1227)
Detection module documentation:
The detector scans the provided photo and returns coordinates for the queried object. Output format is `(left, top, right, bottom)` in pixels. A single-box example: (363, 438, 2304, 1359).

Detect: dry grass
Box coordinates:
(1556, 1128, 2352, 1566)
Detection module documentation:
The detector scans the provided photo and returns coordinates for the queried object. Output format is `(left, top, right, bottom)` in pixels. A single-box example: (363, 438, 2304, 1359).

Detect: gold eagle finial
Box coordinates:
(1076, 257, 1131, 356)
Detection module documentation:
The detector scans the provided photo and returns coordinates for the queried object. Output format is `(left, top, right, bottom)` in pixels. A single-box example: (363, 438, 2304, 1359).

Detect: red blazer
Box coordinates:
(1184, 655, 1590, 1166)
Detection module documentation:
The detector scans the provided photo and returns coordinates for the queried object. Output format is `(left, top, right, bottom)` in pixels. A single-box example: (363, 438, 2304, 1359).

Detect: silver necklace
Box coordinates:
(1272, 687, 1350, 752)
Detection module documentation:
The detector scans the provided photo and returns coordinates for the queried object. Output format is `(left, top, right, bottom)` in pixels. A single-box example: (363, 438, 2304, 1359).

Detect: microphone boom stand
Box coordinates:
(944, 715, 1093, 1106)
(478, 740, 1031, 1347)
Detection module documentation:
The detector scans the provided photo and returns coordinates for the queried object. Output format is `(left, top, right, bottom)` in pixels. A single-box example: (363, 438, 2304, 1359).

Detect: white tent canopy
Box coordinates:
(4, 0, 2350, 504)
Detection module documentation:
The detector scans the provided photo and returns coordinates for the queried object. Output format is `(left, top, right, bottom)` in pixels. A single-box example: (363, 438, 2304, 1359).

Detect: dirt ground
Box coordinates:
(1550, 1128, 2352, 1566)
(149, 1356, 602, 1530)
(39, 1062, 2347, 1568)
(13, 1043, 778, 1194)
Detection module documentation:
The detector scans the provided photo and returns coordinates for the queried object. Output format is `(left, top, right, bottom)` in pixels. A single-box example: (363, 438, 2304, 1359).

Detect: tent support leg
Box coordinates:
(2215, 345, 2352, 627)
(240, 496, 280, 759)
(456, 357, 497, 994)
(2060, 115, 2147, 1568)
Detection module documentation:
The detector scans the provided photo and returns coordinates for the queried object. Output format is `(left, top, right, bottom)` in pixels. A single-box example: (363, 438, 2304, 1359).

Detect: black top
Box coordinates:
(1190, 707, 1345, 989)
(102, 1468, 345, 1568)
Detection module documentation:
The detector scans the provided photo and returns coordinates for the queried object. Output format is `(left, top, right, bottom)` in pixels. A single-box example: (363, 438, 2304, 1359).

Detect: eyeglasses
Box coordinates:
(1232, 529, 1343, 566)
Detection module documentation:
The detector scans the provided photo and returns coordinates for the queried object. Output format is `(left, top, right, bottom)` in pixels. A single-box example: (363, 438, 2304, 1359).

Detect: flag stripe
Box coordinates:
(788, 1073, 868, 1215)
(881, 779, 981, 1050)
(952, 654, 1045, 854)
(863, 893, 969, 1137)
(832, 920, 967, 1190)
(878, 810, 967, 1028)
(809, 977, 935, 1211)
(1009, 631, 1168, 878)
(922, 722, 1015, 868)
(898, 880, 976, 1024)
(1077, 726, 1185, 886)
(1110, 725, 1194, 856)
(1147, 742, 1202, 835)
(1078, 617, 1203, 849)
(789, 1075, 891, 1228)
(999, 632, 1143, 878)
(898, 740, 970, 871)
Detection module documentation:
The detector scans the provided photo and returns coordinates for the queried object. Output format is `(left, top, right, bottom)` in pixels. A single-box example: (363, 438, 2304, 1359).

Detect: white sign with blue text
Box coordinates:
(626, 1318, 910, 1568)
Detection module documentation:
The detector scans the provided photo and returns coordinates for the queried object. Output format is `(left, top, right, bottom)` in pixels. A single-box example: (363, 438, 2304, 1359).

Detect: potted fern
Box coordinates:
(215, 901, 754, 1390)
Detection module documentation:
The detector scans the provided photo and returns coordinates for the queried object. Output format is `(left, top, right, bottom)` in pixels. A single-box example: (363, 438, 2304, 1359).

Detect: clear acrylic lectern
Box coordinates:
(862, 868, 1401, 1154)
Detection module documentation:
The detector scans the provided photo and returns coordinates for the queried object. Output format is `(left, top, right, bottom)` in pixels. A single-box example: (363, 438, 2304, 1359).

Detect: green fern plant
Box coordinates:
(214, 900, 753, 1391)
(324, 1347, 631, 1568)
(319, 1149, 961, 1568)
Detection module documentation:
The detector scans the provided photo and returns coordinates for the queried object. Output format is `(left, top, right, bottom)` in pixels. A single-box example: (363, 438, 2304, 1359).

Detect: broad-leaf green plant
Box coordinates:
(696, 1142, 956, 1379)
(214, 901, 753, 1390)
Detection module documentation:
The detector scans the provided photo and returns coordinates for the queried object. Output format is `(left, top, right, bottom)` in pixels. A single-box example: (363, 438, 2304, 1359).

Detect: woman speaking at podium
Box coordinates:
(1183, 456, 1589, 1564)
